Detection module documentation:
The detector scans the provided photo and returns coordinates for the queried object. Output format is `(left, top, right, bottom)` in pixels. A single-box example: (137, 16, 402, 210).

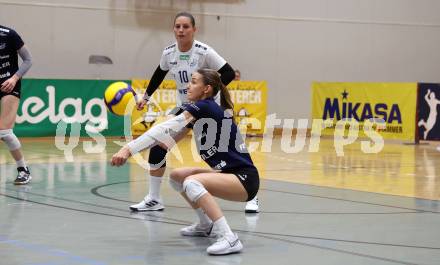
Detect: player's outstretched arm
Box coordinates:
(110, 111, 194, 167)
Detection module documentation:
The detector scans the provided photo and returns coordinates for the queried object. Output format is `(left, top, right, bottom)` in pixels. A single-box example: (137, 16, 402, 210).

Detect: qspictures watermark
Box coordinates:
(54, 103, 386, 168)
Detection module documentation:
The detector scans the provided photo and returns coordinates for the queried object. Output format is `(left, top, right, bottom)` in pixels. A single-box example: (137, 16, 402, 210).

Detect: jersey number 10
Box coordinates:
(178, 70, 189, 83)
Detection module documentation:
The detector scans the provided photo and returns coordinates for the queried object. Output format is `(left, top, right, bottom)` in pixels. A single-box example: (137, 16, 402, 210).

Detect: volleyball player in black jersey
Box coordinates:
(112, 69, 259, 255)
(0, 25, 33, 185)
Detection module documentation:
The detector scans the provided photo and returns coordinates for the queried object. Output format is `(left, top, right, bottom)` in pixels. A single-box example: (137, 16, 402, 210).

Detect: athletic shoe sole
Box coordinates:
(129, 206, 164, 212)
(207, 241, 243, 255)
(14, 176, 32, 185)
(208, 249, 242, 256)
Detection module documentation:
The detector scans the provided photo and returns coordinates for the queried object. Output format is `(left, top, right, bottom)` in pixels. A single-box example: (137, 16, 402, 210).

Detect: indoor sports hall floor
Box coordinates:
(1, 136, 440, 265)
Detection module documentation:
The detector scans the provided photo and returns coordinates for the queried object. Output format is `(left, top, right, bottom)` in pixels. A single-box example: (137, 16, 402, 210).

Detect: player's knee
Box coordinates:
(169, 177, 183, 193)
(0, 129, 21, 151)
(169, 169, 180, 181)
(148, 145, 168, 169)
(183, 178, 207, 203)
(169, 168, 188, 182)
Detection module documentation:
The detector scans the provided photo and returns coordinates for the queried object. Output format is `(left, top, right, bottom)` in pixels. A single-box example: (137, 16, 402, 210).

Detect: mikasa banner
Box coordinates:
(311, 82, 417, 141)
(15, 79, 126, 137)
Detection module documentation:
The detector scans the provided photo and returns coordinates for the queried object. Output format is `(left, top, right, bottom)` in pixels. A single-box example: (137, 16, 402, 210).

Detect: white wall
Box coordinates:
(1, 0, 439, 121)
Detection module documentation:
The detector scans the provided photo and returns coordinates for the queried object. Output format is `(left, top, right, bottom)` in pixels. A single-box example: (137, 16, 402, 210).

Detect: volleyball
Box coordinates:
(104, 81, 137, 116)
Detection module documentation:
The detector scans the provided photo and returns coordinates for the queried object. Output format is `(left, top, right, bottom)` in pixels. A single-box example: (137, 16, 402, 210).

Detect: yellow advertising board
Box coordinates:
(131, 79, 178, 136)
(228, 80, 267, 135)
(311, 82, 417, 141)
(131, 79, 267, 136)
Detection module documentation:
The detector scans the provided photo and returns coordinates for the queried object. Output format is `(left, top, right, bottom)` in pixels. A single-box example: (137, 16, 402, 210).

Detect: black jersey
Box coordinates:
(0, 25, 24, 82)
(183, 98, 256, 172)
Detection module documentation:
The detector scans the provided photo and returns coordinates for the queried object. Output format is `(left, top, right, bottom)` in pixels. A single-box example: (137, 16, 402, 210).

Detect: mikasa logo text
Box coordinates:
(16, 85, 108, 133)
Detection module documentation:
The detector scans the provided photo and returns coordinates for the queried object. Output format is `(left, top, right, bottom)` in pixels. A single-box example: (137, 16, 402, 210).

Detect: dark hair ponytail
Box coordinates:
(196, 69, 234, 112)
(219, 83, 234, 111)
(174, 12, 196, 27)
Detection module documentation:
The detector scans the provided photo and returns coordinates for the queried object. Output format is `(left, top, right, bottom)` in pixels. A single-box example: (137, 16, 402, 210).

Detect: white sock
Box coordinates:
(195, 208, 212, 226)
(16, 158, 27, 169)
(148, 175, 162, 200)
(213, 216, 233, 236)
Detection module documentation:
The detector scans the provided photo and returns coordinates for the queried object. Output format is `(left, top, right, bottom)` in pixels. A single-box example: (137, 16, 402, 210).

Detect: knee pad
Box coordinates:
(148, 145, 167, 169)
(0, 129, 21, 151)
(169, 178, 183, 193)
(183, 179, 207, 203)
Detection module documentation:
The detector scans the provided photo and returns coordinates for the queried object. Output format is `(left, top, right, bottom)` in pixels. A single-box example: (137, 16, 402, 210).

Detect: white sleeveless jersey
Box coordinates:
(159, 40, 226, 106)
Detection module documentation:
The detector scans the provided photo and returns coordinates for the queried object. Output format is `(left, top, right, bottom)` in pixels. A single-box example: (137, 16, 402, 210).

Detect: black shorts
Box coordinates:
(0, 79, 21, 99)
(223, 167, 260, 201)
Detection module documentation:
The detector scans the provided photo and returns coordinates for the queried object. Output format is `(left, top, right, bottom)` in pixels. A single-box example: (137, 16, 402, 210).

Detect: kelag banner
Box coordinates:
(15, 79, 127, 137)
(417, 83, 440, 140)
(312, 82, 417, 141)
(131, 79, 267, 135)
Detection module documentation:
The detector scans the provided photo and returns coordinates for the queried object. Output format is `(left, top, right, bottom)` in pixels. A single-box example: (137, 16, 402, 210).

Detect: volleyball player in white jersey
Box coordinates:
(129, 12, 241, 211)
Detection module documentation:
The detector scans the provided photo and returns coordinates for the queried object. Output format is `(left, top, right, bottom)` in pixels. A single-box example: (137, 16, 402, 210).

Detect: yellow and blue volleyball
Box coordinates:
(104, 81, 137, 116)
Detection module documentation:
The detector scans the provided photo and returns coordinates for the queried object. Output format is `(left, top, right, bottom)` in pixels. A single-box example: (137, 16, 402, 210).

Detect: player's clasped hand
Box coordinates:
(136, 98, 148, 110)
(0, 76, 18, 93)
(111, 147, 131, 167)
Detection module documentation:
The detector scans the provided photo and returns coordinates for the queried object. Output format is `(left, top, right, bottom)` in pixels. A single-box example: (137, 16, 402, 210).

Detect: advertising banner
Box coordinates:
(15, 79, 127, 137)
(130, 79, 268, 135)
(417, 83, 440, 141)
(312, 82, 417, 141)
